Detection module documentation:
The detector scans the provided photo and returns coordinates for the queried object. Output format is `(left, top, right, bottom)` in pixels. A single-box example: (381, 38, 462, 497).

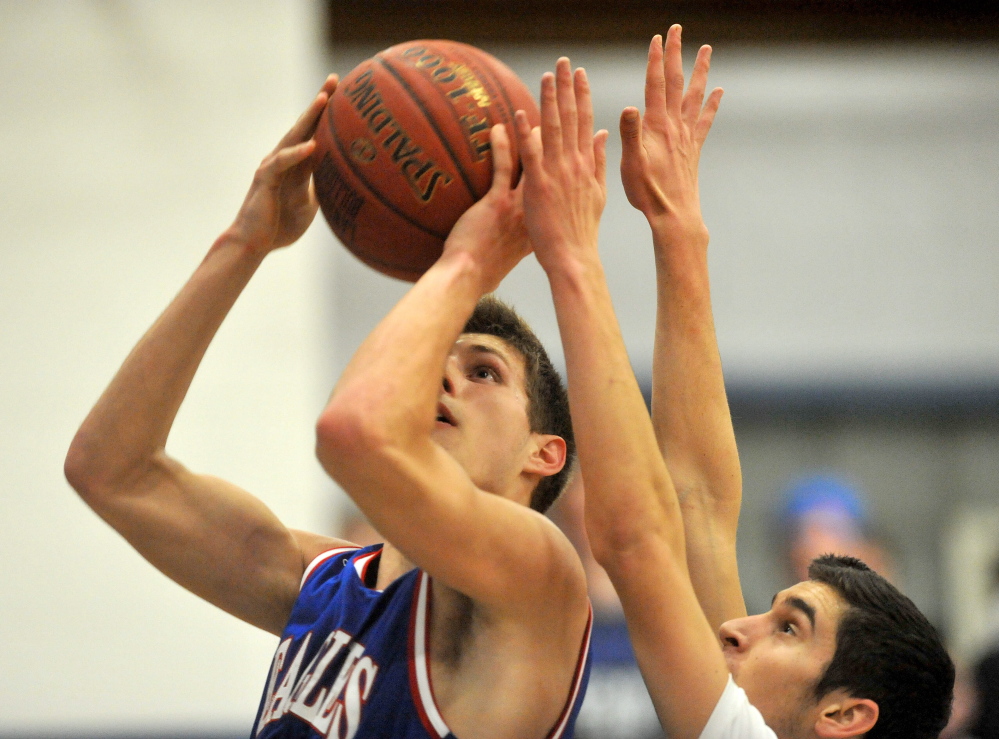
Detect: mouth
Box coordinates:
(435, 403, 457, 427)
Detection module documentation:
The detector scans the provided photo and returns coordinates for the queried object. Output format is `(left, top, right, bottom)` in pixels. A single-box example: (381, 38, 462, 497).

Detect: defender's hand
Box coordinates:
(442, 123, 531, 294)
(227, 74, 339, 255)
(515, 59, 608, 275)
(620, 26, 722, 236)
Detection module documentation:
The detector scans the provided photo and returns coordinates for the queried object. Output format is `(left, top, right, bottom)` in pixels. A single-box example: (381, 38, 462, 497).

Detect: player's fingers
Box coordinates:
(575, 67, 595, 159)
(682, 46, 711, 129)
(515, 110, 543, 177)
(539, 71, 563, 160)
(275, 89, 330, 152)
(664, 24, 685, 121)
(644, 34, 667, 118)
(693, 87, 724, 146)
(258, 140, 316, 186)
(593, 129, 609, 187)
(619, 107, 644, 168)
(489, 124, 514, 192)
(555, 58, 578, 153)
(320, 72, 339, 98)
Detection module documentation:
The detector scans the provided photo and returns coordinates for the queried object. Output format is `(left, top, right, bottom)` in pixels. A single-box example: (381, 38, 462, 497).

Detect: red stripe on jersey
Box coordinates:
(356, 549, 381, 587)
(300, 547, 358, 589)
(408, 572, 450, 737)
(408, 572, 436, 736)
(546, 605, 594, 739)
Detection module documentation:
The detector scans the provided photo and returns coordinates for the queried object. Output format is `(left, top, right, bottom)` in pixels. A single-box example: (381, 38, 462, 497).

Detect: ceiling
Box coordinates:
(325, 1, 999, 45)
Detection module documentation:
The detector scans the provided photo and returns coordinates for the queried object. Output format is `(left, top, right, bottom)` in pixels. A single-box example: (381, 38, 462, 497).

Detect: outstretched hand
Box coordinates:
(514, 58, 608, 275)
(227, 73, 339, 255)
(621, 26, 722, 236)
(442, 123, 531, 294)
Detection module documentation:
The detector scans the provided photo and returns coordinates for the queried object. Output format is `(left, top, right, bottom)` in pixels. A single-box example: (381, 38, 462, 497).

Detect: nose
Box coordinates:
(441, 357, 458, 395)
(718, 616, 752, 651)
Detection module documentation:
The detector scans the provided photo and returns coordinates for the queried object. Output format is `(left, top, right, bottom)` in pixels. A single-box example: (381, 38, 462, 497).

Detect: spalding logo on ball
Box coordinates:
(312, 40, 540, 281)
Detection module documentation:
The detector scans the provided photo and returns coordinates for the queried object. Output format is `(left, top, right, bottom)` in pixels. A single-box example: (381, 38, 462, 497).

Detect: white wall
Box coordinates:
(0, 2, 336, 733)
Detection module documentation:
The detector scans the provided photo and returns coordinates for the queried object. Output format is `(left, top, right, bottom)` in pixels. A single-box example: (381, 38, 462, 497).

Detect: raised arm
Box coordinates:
(314, 124, 585, 617)
(620, 27, 745, 630)
(516, 59, 729, 739)
(64, 75, 346, 636)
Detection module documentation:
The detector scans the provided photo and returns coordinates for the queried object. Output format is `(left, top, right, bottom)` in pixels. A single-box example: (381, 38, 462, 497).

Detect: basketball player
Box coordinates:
(571, 26, 954, 739)
(64, 73, 593, 738)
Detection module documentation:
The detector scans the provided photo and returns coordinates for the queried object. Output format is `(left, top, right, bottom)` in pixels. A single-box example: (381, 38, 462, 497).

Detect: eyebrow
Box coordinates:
(466, 343, 511, 366)
(771, 593, 817, 630)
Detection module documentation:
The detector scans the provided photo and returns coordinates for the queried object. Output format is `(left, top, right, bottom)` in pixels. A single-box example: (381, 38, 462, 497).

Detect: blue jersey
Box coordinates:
(252, 544, 592, 739)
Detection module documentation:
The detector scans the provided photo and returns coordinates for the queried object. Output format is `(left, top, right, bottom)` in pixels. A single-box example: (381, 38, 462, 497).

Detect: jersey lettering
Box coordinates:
(256, 629, 380, 738)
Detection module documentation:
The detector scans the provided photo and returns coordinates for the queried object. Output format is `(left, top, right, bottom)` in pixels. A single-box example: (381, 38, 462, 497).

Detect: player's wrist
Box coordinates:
(433, 245, 496, 297)
(648, 213, 710, 254)
(208, 228, 272, 268)
(542, 246, 604, 292)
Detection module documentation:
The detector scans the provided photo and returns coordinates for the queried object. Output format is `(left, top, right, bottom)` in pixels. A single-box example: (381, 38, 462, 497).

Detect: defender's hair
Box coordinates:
(462, 295, 574, 513)
(808, 555, 954, 739)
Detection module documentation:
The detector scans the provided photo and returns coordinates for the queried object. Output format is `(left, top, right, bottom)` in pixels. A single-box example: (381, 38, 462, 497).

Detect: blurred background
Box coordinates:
(2, 1, 998, 737)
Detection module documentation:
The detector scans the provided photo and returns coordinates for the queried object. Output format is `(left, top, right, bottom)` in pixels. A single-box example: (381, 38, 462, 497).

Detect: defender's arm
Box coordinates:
(64, 76, 348, 636)
(516, 59, 730, 739)
(621, 28, 745, 629)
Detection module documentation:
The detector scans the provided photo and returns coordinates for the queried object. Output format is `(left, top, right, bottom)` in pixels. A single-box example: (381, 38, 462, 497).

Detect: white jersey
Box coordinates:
(699, 677, 778, 739)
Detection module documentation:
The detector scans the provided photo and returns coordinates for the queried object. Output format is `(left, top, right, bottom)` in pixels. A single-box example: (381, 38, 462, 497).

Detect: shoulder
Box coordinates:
(290, 529, 365, 582)
(699, 676, 777, 739)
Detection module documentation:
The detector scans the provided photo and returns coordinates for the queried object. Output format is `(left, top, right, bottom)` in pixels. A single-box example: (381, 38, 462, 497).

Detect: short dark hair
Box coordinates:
(462, 295, 574, 513)
(808, 555, 954, 739)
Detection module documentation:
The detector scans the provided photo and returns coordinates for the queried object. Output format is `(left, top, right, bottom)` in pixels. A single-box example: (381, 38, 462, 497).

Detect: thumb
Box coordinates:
(593, 129, 609, 187)
(619, 106, 644, 164)
(489, 123, 513, 192)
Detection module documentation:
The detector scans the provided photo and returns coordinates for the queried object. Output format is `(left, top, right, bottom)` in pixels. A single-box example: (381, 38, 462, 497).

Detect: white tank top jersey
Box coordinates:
(698, 677, 778, 739)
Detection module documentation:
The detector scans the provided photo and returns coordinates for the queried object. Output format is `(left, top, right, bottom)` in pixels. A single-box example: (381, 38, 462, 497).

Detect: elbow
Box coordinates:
(315, 398, 395, 478)
(63, 440, 90, 497)
(586, 500, 686, 573)
(587, 525, 639, 572)
(64, 430, 114, 504)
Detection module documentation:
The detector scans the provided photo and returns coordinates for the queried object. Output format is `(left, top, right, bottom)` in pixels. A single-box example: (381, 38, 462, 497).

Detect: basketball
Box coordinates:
(312, 40, 540, 281)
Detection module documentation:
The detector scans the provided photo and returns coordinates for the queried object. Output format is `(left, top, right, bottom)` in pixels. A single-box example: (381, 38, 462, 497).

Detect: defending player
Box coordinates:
(64, 73, 592, 739)
(582, 26, 954, 739)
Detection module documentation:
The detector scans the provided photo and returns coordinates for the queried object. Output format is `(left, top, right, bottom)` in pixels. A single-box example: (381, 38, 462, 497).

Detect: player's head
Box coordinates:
(719, 554, 952, 739)
(456, 295, 574, 513)
(806, 555, 954, 739)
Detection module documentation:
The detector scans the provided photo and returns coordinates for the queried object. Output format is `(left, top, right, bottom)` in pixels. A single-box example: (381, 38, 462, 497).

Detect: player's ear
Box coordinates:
(524, 434, 566, 478)
(814, 692, 878, 739)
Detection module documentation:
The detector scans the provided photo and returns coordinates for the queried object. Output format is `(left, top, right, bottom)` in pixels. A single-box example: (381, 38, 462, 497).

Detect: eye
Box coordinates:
(781, 621, 796, 636)
(471, 365, 500, 382)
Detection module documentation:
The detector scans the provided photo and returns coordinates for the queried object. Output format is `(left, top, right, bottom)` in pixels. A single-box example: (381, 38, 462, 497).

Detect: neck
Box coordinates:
(374, 541, 416, 591)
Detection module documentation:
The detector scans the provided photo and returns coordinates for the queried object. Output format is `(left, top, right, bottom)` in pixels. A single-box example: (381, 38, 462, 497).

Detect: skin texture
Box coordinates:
(66, 74, 591, 739)
(721, 582, 846, 738)
(590, 26, 880, 739)
(514, 54, 730, 739)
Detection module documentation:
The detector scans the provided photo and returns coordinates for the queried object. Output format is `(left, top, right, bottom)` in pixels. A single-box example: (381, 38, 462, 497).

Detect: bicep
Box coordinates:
(86, 453, 336, 634)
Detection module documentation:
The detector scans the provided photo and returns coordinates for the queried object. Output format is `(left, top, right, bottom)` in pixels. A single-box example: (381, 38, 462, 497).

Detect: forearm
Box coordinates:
(547, 255, 684, 564)
(66, 233, 266, 495)
(649, 220, 745, 624)
(317, 251, 485, 490)
(650, 223, 740, 510)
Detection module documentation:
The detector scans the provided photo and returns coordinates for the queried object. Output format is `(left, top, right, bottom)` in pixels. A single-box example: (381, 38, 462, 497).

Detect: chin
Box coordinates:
(430, 427, 462, 458)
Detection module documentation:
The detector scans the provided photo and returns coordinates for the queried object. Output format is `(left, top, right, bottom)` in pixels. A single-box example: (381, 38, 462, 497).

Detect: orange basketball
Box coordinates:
(312, 40, 540, 281)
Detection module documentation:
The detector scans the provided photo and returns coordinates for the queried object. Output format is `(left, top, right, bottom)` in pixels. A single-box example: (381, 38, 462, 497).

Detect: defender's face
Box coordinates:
(718, 581, 847, 737)
(432, 333, 536, 496)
